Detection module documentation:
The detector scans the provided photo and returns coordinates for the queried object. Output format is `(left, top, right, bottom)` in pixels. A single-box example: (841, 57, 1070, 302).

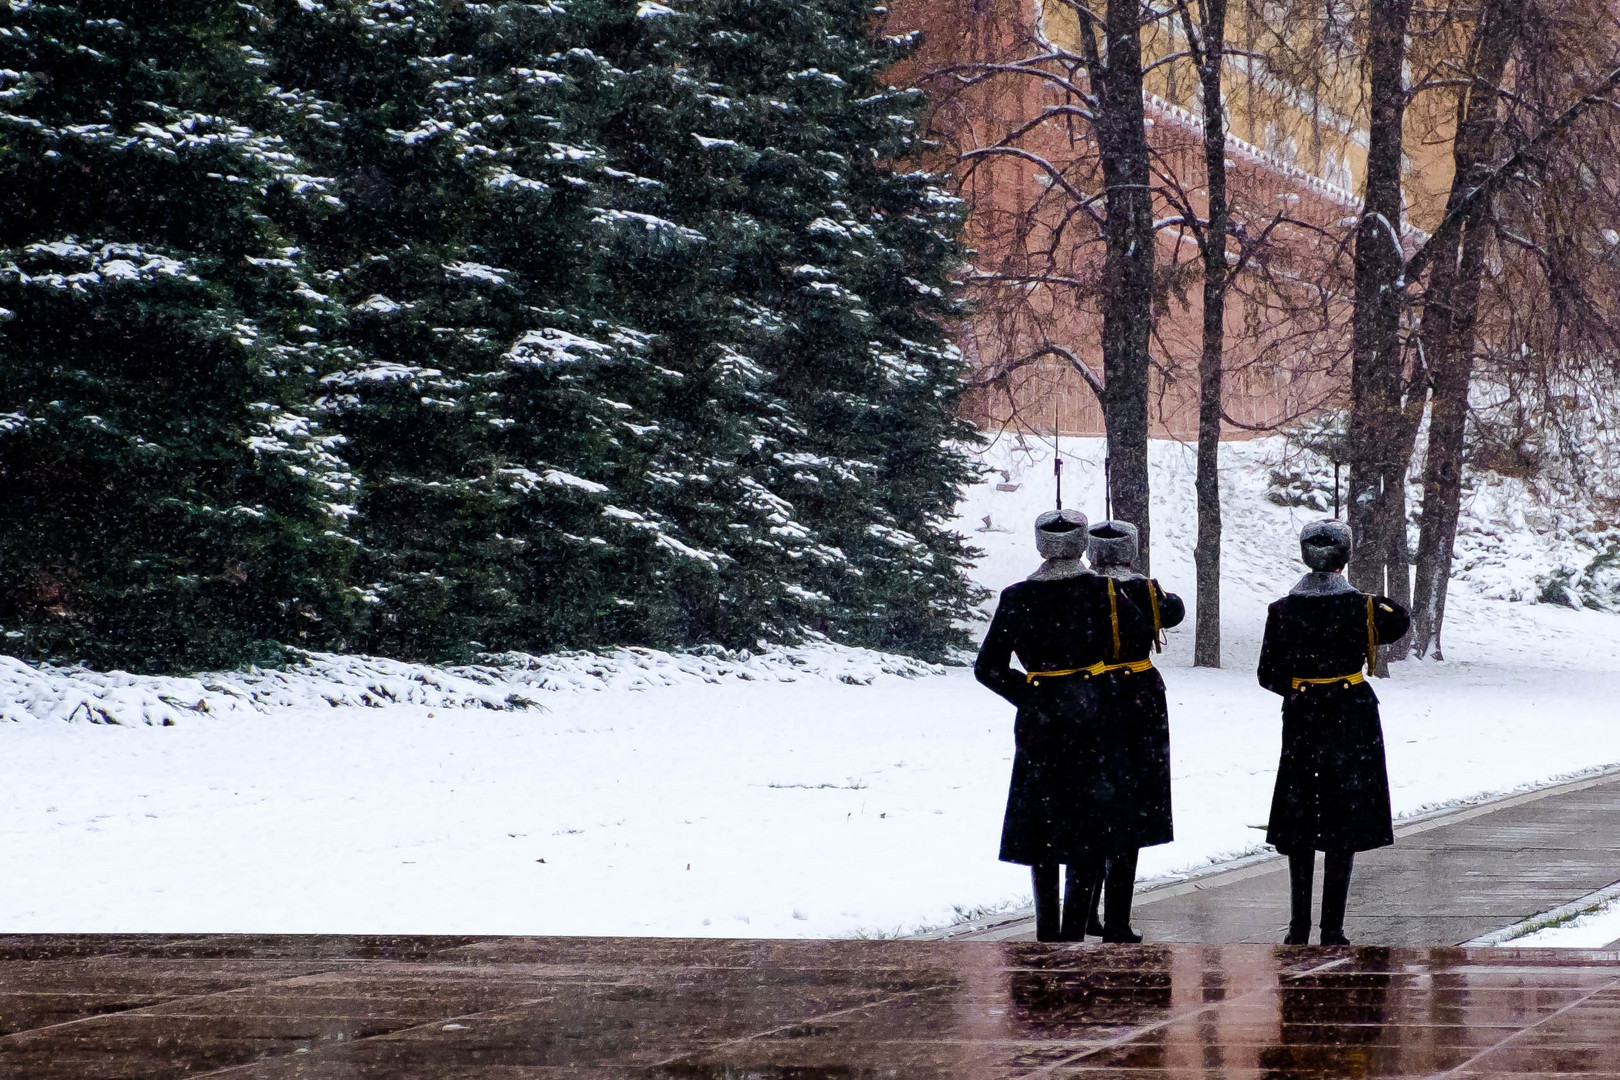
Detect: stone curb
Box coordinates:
(1465, 880, 1620, 946)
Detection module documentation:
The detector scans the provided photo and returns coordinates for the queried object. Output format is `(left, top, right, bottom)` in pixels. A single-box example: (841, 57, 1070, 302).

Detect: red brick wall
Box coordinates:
(887, 0, 1360, 439)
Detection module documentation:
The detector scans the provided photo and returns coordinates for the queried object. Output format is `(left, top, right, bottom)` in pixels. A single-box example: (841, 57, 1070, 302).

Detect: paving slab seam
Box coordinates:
(0, 960, 350, 1044)
(650, 982, 963, 1070)
(1425, 969, 1620, 1078)
(1023, 954, 1356, 1075)
(186, 989, 567, 1079)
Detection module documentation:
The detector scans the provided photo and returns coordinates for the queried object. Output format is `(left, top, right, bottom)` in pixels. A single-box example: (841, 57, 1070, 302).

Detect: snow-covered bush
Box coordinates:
(1535, 542, 1620, 612)
(1266, 460, 1340, 512)
(1539, 559, 1615, 610)
(1266, 411, 1352, 513)
(0, 643, 944, 726)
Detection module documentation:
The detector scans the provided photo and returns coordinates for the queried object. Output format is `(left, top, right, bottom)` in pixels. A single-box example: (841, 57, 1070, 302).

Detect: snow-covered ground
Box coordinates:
(3, 436, 1619, 938)
(1509, 896, 1620, 949)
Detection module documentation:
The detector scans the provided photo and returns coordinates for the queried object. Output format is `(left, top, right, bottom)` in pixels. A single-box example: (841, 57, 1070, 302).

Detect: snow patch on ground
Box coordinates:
(2, 435, 1619, 938)
(1504, 893, 1620, 949)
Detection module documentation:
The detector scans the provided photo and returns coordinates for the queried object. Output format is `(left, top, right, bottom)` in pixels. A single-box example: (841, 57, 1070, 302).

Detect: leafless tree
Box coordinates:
(1177, 0, 1232, 667)
(1406, 0, 1531, 657)
(1345, 0, 1416, 649)
(927, 0, 1162, 570)
(1407, 0, 1620, 655)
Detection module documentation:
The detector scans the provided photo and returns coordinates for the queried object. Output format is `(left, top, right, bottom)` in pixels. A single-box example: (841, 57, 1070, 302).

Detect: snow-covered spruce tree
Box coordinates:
(439, 2, 735, 652)
(256, 1, 528, 660)
(675, 0, 985, 656)
(0, 2, 359, 671)
(474, 0, 982, 658)
(356, 0, 984, 661)
(260, 0, 715, 657)
(482, 0, 840, 650)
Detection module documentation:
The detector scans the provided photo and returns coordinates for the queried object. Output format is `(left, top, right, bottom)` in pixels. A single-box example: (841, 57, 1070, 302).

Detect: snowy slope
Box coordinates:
(2, 436, 1618, 938)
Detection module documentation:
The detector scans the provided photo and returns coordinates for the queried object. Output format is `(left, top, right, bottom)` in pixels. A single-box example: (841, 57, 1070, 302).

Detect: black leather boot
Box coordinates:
(1060, 862, 1099, 941)
(1101, 848, 1143, 943)
(1319, 849, 1355, 946)
(1032, 863, 1061, 942)
(1284, 850, 1313, 945)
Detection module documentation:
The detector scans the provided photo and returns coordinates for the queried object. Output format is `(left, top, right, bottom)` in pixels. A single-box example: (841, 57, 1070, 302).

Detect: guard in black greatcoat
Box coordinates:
(1082, 519, 1185, 942)
(1258, 520, 1411, 945)
(975, 509, 1153, 941)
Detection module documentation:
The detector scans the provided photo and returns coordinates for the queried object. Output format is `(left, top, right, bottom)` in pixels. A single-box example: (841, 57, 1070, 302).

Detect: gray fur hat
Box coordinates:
(1087, 519, 1138, 569)
(1035, 508, 1088, 560)
(1300, 519, 1354, 571)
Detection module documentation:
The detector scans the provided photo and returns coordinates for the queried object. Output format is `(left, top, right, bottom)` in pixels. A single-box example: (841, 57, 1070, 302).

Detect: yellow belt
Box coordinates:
(1290, 671, 1366, 691)
(1026, 658, 1153, 685)
(1098, 659, 1154, 676)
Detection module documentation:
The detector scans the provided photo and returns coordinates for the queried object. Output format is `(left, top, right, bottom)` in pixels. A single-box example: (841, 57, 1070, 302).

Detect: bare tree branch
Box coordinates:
(1406, 64, 1620, 284)
(966, 344, 1107, 399)
(1143, 50, 1197, 74)
(958, 146, 1109, 228)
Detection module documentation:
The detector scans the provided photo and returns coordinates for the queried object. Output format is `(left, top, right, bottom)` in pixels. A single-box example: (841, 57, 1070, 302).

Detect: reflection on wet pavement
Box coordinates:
(0, 935, 1616, 1077)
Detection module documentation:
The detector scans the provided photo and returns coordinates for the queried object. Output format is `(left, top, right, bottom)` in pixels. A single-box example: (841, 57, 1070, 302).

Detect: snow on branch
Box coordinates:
(505, 328, 613, 366)
(967, 343, 1105, 399)
(499, 466, 610, 495)
(443, 261, 511, 286)
(320, 363, 442, 388)
(589, 208, 707, 242)
(3, 239, 200, 292)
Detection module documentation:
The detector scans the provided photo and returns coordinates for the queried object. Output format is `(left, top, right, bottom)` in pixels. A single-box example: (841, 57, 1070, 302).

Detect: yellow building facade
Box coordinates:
(1041, 0, 1461, 233)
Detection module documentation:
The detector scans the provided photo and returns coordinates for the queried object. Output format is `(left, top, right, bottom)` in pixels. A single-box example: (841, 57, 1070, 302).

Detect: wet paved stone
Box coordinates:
(957, 771, 1620, 947)
(1, 935, 1619, 1076)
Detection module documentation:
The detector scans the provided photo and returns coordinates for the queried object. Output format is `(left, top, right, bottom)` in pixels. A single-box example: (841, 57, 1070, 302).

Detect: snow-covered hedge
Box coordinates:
(0, 644, 943, 727)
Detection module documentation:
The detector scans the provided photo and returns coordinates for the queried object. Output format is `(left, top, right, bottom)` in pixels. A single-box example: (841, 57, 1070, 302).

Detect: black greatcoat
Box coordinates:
(1257, 591, 1412, 854)
(1098, 576, 1184, 849)
(975, 574, 1152, 866)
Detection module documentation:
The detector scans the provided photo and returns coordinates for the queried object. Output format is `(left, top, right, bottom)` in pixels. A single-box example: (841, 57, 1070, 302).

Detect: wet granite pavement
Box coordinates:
(954, 770, 1620, 948)
(9, 777, 1620, 1075)
(2, 934, 1619, 1077)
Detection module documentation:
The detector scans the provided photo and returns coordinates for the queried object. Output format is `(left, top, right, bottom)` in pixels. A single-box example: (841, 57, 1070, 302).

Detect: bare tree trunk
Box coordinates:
(1409, 0, 1527, 659)
(1189, 0, 1228, 668)
(1409, 312, 1478, 657)
(1377, 383, 1429, 662)
(1347, 0, 1414, 657)
(1382, 457, 1412, 615)
(1085, 0, 1156, 572)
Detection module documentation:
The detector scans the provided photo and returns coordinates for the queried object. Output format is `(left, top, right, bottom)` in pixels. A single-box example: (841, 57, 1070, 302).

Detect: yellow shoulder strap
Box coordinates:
(1148, 580, 1164, 654)
(1365, 595, 1378, 673)
(1107, 578, 1122, 660)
